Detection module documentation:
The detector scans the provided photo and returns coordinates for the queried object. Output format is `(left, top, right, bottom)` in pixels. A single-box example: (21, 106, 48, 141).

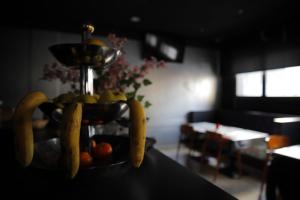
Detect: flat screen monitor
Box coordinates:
(142, 33, 185, 63)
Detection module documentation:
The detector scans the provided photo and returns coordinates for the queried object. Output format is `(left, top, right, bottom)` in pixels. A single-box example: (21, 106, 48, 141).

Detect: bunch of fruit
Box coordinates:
(13, 91, 147, 178)
(53, 89, 127, 108)
(80, 141, 113, 168)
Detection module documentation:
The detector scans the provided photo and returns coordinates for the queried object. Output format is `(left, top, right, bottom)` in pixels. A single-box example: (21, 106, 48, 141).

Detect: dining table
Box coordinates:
(273, 144, 300, 160)
(188, 122, 269, 177)
(189, 121, 269, 151)
(0, 129, 236, 200)
(189, 122, 268, 142)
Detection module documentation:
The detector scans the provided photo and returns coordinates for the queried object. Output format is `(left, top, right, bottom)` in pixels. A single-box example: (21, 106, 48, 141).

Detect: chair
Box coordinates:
(176, 124, 203, 160)
(200, 131, 242, 181)
(258, 134, 290, 200)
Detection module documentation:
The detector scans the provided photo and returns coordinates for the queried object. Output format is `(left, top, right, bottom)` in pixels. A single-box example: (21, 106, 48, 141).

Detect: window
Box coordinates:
(236, 71, 263, 97)
(265, 66, 300, 97)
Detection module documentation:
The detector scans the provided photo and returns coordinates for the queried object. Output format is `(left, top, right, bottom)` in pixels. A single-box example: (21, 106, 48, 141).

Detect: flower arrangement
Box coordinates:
(42, 34, 166, 108)
(42, 62, 80, 91)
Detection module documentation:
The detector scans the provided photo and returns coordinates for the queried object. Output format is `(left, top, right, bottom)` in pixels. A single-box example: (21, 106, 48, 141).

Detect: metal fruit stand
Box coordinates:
(47, 24, 126, 151)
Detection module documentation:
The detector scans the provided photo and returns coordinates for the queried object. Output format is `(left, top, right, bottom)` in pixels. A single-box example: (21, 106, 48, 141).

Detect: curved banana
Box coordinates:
(14, 91, 48, 167)
(129, 99, 147, 168)
(60, 103, 82, 179)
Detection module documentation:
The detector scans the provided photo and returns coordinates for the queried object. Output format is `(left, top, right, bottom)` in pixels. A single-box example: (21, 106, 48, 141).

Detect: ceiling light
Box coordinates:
(237, 9, 244, 15)
(274, 117, 300, 123)
(130, 16, 141, 23)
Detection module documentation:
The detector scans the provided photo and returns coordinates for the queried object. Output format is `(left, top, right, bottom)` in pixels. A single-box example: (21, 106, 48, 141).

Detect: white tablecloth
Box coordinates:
(189, 122, 268, 151)
(189, 122, 268, 142)
(274, 145, 300, 160)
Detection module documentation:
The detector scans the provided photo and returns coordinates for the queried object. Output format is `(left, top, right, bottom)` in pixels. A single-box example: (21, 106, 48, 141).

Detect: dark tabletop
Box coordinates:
(266, 153, 300, 200)
(0, 129, 236, 200)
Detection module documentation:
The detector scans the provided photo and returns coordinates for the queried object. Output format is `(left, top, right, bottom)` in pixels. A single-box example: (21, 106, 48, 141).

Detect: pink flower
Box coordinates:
(139, 72, 145, 78)
(133, 67, 139, 73)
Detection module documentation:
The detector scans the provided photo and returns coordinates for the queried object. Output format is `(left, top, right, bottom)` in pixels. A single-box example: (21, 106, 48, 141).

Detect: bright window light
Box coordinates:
(236, 71, 263, 97)
(266, 66, 300, 97)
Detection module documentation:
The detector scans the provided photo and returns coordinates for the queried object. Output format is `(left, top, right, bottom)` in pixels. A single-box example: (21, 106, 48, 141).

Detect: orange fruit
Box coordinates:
(94, 142, 113, 160)
(85, 38, 107, 47)
(80, 151, 93, 167)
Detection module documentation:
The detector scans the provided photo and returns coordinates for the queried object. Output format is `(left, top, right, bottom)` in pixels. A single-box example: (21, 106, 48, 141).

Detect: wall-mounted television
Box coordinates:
(142, 33, 185, 63)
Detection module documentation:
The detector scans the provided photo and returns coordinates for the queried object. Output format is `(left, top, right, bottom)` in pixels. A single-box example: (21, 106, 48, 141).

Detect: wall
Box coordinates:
(0, 26, 219, 146)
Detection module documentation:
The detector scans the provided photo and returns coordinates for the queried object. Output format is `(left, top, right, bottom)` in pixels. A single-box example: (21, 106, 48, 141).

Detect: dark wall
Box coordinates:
(220, 24, 300, 115)
(0, 28, 31, 105)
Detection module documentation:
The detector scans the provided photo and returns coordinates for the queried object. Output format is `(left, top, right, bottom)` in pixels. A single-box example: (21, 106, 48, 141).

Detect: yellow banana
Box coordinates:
(129, 99, 147, 168)
(60, 103, 82, 179)
(14, 91, 48, 167)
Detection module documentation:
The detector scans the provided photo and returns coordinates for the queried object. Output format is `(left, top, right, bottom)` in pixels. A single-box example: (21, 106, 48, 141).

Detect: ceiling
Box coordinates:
(1, 0, 298, 46)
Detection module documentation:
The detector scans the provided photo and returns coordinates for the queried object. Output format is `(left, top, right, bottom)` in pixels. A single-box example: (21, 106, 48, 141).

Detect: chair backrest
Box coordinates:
(258, 134, 290, 198)
(180, 124, 194, 136)
(205, 131, 223, 143)
(202, 131, 229, 156)
(267, 134, 290, 150)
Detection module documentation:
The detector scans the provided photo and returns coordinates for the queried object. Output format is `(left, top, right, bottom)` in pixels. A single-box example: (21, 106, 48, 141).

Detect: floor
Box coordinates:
(157, 145, 266, 200)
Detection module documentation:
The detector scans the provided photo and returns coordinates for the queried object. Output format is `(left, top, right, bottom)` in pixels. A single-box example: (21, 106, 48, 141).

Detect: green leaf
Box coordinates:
(119, 79, 128, 85)
(137, 95, 144, 102)
(144, 101, 152, 108)
(126, 91, 135, 98)
(133, 73, 140, 78)
(133, 82, 141, 90)
(128, 78, 135, 86)
(143, 79, 152, 86)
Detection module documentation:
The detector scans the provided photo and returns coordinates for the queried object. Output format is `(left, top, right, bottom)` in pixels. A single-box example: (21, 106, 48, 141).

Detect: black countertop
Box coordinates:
(266, 153, 300, 200)
(0, 130, 236, 200)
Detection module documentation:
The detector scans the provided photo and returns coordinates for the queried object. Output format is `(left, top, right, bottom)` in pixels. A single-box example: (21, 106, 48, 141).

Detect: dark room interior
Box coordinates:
(0, 0, 300, 200)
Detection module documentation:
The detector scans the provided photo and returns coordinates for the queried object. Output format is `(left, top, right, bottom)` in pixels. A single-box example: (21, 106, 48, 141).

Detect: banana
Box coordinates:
(60, 103, 82, 179)
(14, 91, 48, 167)
(129, 99, 147, 168)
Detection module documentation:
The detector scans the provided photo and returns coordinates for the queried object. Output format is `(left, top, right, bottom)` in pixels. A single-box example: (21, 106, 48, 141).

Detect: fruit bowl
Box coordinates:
(39, 101, 128, 125)
(49, 43, 121, 68)
(32, 135, 156, 178)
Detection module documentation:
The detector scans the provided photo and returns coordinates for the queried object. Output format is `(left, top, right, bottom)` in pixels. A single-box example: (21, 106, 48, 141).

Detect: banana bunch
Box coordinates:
(53, 90, 127, 107)
(53, 92, 77, 108)
(14, 91, 147, 179)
